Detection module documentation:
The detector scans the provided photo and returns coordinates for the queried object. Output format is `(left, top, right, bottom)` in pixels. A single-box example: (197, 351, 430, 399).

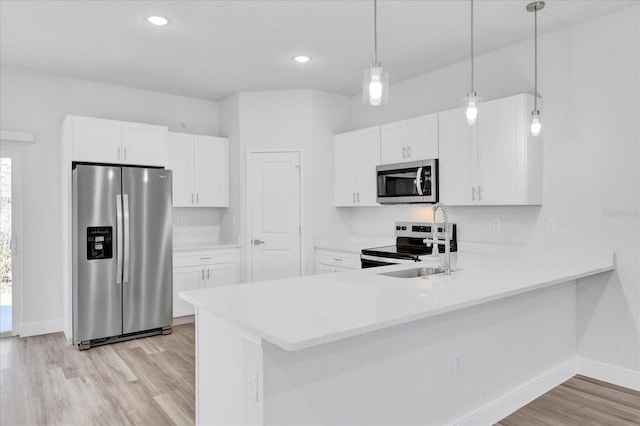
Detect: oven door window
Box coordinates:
(377, 168, 420, 198)
(361, 257, 398, 268)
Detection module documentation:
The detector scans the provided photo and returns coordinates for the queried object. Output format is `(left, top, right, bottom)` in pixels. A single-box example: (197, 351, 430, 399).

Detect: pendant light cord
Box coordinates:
(470, 0, 474, 94)
(373, 0, 378, 65)
(534, 7, 538, 111)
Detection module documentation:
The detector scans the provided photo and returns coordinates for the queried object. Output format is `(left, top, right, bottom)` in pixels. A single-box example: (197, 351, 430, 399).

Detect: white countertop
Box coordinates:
(314, 235, 395, 254)
(180, 250, 614, 351)
(174, 242, 240, 251)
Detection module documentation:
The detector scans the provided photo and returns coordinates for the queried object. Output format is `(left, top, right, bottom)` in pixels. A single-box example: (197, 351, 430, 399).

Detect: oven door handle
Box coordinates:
(416, 167, 424, 196)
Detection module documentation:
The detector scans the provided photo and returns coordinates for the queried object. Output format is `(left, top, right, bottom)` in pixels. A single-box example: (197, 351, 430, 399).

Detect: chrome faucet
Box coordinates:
(423, 202, 452, 276)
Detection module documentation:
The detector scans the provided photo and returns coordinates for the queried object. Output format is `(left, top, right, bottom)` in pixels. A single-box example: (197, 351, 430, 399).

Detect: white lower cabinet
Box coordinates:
(172, 248, 239, 318)
(315, 249, 361, 274)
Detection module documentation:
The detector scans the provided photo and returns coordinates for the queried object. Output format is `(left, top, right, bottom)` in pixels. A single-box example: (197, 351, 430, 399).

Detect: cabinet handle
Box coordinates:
(201, 269, 204, 280)
(472, 187, 476, 201)
(407, 146, 412, 158)
(207, 268, 210, 279)
(124, 147, 127, 160)
(402, 146, 407, 159)
(478, 186, 482, 201)
(200, 257, 212, 260)
(357, 192, 360, 203)
(191, 193, 194, 204)
(352, 192, 356, 203)
(333, 258, 343, 262)
(196, 193, 199, 204)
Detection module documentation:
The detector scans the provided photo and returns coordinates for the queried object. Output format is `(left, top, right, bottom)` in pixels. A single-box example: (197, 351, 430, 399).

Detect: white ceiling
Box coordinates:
(1, 0, 636, 101)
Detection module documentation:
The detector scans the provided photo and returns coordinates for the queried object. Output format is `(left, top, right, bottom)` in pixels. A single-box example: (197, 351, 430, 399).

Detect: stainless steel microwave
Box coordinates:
(376, 159, 438, 204)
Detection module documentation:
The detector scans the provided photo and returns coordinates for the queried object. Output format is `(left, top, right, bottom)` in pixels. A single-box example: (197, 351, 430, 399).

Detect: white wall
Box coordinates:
(0, 67, 219, 335)
(339, 7, 640, 373)
(220, 90, 351, 282)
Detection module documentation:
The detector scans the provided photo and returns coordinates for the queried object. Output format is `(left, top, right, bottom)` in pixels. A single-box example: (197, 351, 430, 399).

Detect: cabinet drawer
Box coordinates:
(316, 250, 361, 269)
(174, 249, 239, 267)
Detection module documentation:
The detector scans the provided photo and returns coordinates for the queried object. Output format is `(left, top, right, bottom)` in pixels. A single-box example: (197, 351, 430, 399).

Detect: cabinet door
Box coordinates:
(173, 266, 203, 317)
(203, 263, 238, 288)
(168, 132, 194, 207)
(71, 116, 122, 163)
(476, 97, 521, 205)
(356, 127, 381, 206)
(193, 136, 228, 207)
(408, 113, 439, 159)
(122, 122, 168, 167)
(438, 108, 476, 205)
(334, 132, 359, 206)
(380, 121, 408, 164)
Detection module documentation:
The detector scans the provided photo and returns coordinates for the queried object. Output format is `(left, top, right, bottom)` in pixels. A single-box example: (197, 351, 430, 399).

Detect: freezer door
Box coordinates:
(121, 167, 173, 334)
(73, 165, 123, 343)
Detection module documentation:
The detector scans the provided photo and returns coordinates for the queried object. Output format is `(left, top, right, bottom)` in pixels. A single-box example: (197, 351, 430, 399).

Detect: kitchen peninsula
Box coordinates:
(181, 249, 614, 425)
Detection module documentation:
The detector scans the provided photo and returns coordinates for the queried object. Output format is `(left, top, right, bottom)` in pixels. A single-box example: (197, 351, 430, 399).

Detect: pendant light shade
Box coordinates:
(462, 0, 481, 125)
(363, 0, 388, 106)
(363, 64, 389, 106)
(527, 1, 545, 137)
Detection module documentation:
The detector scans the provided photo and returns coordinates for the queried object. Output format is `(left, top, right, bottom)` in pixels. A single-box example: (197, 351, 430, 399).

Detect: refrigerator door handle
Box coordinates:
(123, 194, 130, 284)
(116, 195, 123, 284)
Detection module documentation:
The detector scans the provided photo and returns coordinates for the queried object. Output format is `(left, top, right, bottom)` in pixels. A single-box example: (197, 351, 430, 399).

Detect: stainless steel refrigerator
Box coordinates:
(72, 164, 172, 350)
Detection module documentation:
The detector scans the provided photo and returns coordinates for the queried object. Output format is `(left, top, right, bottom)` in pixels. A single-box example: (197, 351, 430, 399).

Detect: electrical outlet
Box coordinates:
(180, 217, 187, 226)
(492, 218, 501, 232)
(452, 353, 462, 376)
(547, 219, 556, 234)
(247, 369, 259, 402)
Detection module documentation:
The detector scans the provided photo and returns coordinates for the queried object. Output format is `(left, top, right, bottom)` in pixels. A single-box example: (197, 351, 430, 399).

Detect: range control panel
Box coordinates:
(394, 221, 457, 253)
(87, 226, 113, 260)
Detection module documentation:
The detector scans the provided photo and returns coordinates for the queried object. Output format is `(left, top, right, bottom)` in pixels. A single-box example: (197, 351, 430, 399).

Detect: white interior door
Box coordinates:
(248, 151, 301, 282)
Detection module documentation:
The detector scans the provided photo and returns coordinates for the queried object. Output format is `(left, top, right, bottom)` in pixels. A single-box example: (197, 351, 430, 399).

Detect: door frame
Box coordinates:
(0, 150, 23, 337)
(245, 149, 306, 283)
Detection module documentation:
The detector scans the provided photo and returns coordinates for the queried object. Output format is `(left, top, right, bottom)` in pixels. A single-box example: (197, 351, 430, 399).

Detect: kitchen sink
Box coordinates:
(379, 267, 446, 278)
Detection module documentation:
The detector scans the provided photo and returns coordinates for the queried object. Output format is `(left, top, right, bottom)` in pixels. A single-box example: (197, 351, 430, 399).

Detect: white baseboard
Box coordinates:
(577, 357, 640, 391)
(454, 359, 577, 426)
(20, 319, 63, 337)
(173, 315, 195, 326)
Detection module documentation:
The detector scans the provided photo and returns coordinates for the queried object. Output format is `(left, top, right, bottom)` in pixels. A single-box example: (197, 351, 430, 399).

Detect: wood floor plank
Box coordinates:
(154, 389, 196, 426)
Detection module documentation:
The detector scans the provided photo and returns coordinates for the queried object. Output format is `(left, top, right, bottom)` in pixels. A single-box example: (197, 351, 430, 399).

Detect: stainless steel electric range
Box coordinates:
(360, 221, 457, 268)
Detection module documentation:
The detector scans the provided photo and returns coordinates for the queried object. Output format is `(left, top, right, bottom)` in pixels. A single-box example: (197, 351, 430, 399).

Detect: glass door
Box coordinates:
(0, 158, 12, 335)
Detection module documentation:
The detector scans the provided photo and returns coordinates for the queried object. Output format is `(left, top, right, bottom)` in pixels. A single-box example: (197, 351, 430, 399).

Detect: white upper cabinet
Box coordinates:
(168, 132, 229, 207)
(334, 126, 381, 207)
(67, 115, 168, 167)
(193, 135, 228, 207)
(380, 113, 438, 164)
(439, 93, 542, 206)
(70, 116, 123, 164)
(121, 122, 168, 167)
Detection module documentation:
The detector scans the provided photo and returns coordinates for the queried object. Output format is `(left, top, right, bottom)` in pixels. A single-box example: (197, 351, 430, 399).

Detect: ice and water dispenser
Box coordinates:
(86, 226, 113, 260)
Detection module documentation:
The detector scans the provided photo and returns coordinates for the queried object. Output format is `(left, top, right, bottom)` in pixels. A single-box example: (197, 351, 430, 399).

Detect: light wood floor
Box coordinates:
(497, 375, 640, 426)
(1, 326, 638, 426)
(0, 324, 195, 425)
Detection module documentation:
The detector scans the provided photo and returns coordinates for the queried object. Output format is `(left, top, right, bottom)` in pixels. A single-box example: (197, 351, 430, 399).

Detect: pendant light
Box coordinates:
(527, 1, 545, 137)
(363, 0, 388, 106)
(462, 0, 481, 125)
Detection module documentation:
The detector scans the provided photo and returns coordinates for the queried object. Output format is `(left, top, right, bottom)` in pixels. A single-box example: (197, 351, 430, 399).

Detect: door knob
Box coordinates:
(253, 239, 265, 245)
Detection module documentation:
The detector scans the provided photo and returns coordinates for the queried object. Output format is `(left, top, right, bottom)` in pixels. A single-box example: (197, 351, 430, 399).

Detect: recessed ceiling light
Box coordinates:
(293, 55, 312, 64)
(147, 16, 169, 26)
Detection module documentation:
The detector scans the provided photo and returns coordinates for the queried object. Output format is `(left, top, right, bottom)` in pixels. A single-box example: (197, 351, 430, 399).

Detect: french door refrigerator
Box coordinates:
(72, 164, 172, 350)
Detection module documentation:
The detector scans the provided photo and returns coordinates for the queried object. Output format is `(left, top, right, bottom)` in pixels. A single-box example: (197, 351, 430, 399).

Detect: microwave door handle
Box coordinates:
(416, 167, 424, 196)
